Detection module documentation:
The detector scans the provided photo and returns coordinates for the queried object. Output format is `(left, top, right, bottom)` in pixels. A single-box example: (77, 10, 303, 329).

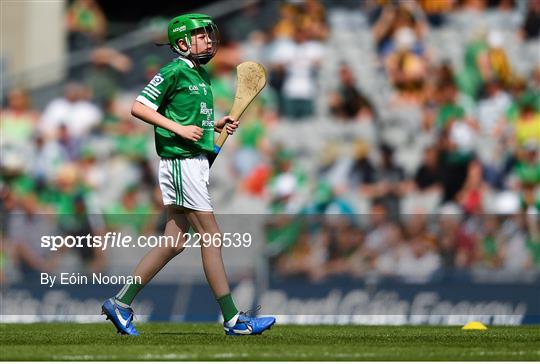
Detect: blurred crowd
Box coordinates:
(269, 201, 539, 282)
(1, 0, 539, 285)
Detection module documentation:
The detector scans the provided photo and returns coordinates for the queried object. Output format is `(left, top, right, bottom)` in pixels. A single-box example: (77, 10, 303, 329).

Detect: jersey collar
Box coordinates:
(177, 56, 195, 68)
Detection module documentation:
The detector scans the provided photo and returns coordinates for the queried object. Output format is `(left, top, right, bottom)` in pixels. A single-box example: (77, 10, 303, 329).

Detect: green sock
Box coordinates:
(115, 283, 144, 306)
(217, 293, 239, 322)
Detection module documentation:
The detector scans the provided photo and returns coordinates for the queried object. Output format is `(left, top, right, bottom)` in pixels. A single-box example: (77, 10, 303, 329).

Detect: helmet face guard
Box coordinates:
(189, 24, 219, 65)
(168, 14, 220, 65)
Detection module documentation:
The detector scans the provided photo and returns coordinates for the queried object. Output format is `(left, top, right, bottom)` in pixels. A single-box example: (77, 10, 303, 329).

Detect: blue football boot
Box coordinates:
(101, 298, 139, 336)
(224, 308, 276, 336)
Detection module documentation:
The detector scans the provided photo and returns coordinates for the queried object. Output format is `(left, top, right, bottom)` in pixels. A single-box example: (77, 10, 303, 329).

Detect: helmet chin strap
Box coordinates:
(183, 47, 212, 67)
(194, 53, 213, 65)
(186, 47, 203, 67)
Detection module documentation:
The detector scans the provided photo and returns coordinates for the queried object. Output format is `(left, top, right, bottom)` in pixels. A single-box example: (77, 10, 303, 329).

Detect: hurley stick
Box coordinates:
(209, 61, 267, 167)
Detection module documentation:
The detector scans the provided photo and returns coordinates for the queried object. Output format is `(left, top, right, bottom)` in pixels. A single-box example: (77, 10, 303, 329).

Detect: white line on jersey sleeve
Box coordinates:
(136, 95, 159, 111)
(143, 87, 160, 98)
(143, 86, 160, 98)
(146, 84, 161, 94)
(141, 90, 158, 100)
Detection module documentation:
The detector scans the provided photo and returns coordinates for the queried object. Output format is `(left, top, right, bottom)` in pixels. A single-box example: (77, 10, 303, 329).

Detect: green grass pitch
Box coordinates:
(1, 323, 539, 360)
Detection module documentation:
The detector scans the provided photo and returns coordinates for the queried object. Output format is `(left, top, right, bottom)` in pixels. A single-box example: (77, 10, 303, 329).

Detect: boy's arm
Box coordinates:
(131, 101, 202, 142)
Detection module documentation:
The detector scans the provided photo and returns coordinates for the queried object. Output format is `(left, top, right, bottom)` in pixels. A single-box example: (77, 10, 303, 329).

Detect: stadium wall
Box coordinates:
(2, 278, 539, 325)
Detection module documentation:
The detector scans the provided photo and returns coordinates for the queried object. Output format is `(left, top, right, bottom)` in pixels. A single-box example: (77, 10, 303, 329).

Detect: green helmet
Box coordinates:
(167, 13, 219, 65)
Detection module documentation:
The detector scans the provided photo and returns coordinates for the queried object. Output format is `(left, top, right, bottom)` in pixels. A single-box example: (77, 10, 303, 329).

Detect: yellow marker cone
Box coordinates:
(462, 321, 488, 330)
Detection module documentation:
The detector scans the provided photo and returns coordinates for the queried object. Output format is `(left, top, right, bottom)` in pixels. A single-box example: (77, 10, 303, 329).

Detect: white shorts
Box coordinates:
(158, 155, 213, 212)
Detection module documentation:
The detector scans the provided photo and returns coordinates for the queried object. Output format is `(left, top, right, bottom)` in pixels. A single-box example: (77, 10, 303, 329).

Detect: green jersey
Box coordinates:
(136, 57, 214, 159)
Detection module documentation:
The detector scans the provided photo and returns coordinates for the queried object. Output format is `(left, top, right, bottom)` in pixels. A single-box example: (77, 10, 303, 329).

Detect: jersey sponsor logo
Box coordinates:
(150, 74, 164, 88)
(200, 102, 214, 129)
(200, 102, 213, 119)
(202, 119, 214, 127)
